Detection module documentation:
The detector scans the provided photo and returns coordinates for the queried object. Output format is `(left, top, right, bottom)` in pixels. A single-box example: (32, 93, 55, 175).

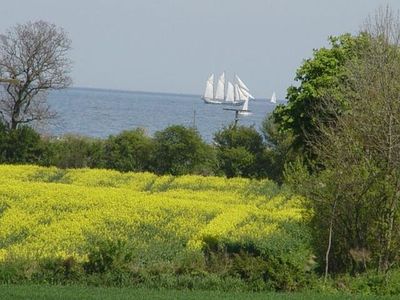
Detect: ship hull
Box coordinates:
(202, 97, 223, 104)
(238, 111, 252, 116)
(223, 101, 245, 106)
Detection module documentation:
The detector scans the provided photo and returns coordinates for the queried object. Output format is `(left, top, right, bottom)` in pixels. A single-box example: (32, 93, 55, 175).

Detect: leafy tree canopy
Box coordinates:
(214, 125, 264, 178)
(272, 33, 370, 154)
(152, 125, 214, 176)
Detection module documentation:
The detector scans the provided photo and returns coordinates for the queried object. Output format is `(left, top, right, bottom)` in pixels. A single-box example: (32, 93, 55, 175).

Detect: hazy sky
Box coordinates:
(1, 0, 400, 98)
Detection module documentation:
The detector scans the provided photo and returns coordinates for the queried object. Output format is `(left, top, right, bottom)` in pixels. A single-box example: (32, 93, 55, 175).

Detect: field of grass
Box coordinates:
(0, 284, 396, 300)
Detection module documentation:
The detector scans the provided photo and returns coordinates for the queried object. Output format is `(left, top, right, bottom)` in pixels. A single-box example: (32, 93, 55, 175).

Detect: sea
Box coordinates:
(46, 87, 279, 142)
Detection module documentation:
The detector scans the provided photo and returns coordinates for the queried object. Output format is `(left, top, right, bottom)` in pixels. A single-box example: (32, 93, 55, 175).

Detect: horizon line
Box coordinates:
(69, 85, 200, 98)
(67, 86, 282, 101)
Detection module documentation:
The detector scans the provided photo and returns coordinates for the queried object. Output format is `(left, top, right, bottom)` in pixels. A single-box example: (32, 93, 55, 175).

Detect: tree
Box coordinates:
(272, 33, 369, 156)
(348, 6, 400, 273)
(152, 125, 214, 175)
(287, 6, 400, 276)
(0, 21, 72, 129)
(104, 128, 153, 172)
(260, 114, 296, 183)
(213, 125, 264, 178)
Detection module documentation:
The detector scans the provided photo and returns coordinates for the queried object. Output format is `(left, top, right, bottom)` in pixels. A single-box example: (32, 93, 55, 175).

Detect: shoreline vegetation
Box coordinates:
(0, 122, 284, 181)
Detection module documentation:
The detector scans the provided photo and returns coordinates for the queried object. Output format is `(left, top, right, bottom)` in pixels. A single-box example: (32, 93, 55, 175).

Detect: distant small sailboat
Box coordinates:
(238, 100, 251, 115)
(202, 73, 254, 105)
(270, 91, 277, 104)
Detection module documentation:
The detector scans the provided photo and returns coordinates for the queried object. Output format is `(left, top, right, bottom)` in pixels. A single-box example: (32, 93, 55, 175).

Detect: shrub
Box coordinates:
(44, 135, 105, 168)
(103, 128, 153, 172)
(152, 125, 215, 175)
(213, 125, 265, 178)
(0, 125, 45, 164)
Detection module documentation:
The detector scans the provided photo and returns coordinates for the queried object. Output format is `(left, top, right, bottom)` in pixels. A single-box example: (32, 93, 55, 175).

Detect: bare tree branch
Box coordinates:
(0, 20, 72, 129)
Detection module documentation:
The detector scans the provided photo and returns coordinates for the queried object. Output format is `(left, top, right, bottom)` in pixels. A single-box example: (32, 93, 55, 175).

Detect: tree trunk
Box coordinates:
(11, 115, 18, 130)
(325, 199, 337, 282)
(380, 196, 398, 272)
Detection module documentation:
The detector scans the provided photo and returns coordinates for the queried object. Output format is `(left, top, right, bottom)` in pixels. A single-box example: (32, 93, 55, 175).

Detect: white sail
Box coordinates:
(203, 74, 214, 100)
(234, 84, 240, 101)
(237, 86, 249, 101)
(215, 72, 225, 100)
(239, 85, 251, 115)
(242, 98, 249, 111)
(235, 75, 250, 91)
(225, 81, 234, 102)
(270, 91, 277, 103)
(241, 88, 255, 100)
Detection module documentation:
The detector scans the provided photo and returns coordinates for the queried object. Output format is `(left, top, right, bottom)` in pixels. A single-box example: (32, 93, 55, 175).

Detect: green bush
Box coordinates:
(84, 239, 134, 275)
(200, 219, 315, 292)
(44, 135, 105, 169)
(103, 128, 153, 172)
(152, 125, 215, 175)
(313, 269, 400, 295)
(0, 125, 45, 164)
(213, 125, 265, 178)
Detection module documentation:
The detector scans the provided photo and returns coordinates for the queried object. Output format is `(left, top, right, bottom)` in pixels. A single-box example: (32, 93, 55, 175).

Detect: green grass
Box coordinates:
(0, 285, 396, 300)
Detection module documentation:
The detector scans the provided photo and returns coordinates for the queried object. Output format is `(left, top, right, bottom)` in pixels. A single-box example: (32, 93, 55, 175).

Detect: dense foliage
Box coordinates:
(44, 135, 105, 169)
(287, 30, 400, 275)
(275, 7, 400, 279)
(213, 125, 265, 178)
(152, 125, 214, 175)
(103, 128, 153, 172)
(272, 34, 369, 155)
(0, 123, 283, 180)
(0, 124, 45, 163)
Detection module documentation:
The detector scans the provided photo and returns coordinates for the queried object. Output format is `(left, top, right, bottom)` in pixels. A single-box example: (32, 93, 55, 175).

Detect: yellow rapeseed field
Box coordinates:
(0, 164, 308, 267)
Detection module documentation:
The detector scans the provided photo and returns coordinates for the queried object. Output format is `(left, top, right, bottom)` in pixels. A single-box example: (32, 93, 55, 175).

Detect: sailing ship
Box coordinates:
(270, 91, 277, 104)
(202, 73, 254, 105)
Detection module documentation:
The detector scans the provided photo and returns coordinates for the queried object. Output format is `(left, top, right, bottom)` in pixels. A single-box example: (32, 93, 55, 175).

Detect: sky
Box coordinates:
(1, 0, 400, 99)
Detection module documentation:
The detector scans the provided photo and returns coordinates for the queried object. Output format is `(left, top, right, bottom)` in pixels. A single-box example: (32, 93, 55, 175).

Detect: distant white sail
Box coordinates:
(215, 72, 225, 100)
(203, 74, 214, 100)
(225, 81, 234, 102)
(234, 84, 240, 101)
(242, 97, 249, 111)
(241, 88, 255, 100)
(237, 86, 249, 101)
(270, 91, 277, 103)
(235, 75, 250, 91)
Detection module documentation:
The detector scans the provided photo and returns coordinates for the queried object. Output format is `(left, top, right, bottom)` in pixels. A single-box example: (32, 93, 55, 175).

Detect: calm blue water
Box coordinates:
(47, 88, 279, 142)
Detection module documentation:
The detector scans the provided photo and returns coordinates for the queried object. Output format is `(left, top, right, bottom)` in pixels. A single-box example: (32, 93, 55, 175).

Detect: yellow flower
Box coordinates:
(0, 164, 308, 263)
